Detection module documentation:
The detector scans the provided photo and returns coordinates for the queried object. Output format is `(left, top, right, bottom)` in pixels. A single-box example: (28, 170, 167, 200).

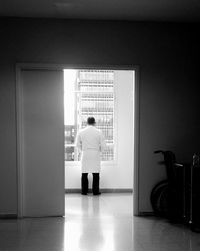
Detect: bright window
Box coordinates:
(64, 69, 115, 162)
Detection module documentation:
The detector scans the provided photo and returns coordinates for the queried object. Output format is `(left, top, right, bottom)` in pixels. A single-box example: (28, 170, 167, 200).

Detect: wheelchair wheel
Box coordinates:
(150, 180, 169, 217)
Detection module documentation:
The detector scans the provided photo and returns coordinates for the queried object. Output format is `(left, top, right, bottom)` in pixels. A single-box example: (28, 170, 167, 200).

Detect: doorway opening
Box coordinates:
(16, 64, 139, 218)
(64, 69, 135, 200)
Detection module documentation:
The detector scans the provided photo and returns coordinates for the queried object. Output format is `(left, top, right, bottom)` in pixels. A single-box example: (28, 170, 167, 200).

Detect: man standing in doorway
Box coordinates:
(76, 117, 106, 195)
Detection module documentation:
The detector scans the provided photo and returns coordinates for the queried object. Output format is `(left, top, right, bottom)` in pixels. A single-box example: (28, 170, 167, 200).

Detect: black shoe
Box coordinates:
(93, 192, 101, 196)
(81, 192, 88, 195)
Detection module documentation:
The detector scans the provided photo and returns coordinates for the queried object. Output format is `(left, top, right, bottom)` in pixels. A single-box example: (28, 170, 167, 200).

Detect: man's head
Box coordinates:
(87, 117, 96, 125)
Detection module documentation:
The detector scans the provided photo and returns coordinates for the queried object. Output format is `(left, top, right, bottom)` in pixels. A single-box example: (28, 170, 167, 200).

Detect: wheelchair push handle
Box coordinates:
(154, 150, 184, 167)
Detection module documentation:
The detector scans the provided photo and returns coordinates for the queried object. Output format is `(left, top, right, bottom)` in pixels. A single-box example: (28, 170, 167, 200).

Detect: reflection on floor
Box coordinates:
(0, 193, 200, 250)
(65, 193, 133, 251)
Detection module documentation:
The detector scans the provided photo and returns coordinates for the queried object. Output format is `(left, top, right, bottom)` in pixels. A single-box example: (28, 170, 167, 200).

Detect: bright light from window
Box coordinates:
(64, 69, 77, 125)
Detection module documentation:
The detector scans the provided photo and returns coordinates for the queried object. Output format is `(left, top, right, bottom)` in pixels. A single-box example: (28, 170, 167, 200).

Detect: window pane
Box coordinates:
(64, 69, 115, 162)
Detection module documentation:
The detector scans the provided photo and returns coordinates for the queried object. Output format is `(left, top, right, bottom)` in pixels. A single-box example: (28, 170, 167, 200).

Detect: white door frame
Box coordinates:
(16, 63, 140, 217)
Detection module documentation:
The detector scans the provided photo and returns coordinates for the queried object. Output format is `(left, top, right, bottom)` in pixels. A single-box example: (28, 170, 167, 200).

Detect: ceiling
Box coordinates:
(0, 0, 200, 22)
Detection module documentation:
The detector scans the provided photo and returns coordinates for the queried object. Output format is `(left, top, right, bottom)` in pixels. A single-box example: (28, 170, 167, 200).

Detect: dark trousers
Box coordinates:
(81, 173, 100, 194)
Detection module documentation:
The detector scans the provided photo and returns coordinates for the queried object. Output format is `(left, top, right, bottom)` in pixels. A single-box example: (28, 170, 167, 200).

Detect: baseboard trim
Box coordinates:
(138, 212, 155, 216)
(0, 214, 17, 219)
(65, 188, 133, 193)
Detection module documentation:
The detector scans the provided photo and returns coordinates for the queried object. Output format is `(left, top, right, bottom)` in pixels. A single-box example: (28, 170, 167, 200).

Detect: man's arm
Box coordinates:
(75, 132, 82, 151)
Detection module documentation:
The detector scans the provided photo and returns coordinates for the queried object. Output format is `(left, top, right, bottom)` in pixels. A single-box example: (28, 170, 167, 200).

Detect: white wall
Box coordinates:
(65, 70, 134, 189)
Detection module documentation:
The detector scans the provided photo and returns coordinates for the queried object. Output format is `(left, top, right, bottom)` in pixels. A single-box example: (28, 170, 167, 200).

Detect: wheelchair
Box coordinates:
(150, 150, 186, 222)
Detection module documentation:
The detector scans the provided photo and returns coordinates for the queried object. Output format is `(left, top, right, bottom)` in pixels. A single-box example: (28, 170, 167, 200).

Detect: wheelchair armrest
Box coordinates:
(154, 150, 164, 154)
(174, 163, 184, 167)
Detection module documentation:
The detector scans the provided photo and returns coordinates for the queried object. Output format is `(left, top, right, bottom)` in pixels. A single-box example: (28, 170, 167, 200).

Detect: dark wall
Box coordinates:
(0, 17, 199, 214)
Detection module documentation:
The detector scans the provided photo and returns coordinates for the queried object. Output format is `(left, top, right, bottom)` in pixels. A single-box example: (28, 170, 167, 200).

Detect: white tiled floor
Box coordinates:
(1, 193, 200, 250)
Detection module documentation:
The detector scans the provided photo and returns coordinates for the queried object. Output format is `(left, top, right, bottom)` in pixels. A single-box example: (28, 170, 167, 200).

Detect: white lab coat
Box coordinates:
(76, 125, 106, 173)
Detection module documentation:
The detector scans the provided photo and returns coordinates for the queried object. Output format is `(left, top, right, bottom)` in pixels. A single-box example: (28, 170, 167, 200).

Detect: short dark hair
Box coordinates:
(87, 117, 95, 125)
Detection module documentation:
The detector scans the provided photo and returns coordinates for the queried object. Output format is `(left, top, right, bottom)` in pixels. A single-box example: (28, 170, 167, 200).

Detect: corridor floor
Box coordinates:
(0, 193, 200, 250)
